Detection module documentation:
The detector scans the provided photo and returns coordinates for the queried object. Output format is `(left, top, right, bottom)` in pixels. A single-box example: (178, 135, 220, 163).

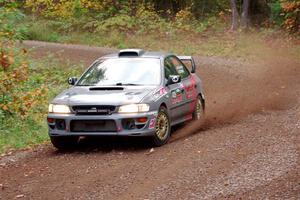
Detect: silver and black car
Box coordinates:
(47, 49, 205, 149)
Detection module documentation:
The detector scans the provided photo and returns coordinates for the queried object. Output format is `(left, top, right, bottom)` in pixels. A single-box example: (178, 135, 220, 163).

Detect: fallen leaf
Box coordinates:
(149, 148, 155, 153)
(146, 148, 155, 155)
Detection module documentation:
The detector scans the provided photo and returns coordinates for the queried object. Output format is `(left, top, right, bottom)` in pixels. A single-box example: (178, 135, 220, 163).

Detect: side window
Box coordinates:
(170, 56, 190, 79)
(164, 57, 178, 79)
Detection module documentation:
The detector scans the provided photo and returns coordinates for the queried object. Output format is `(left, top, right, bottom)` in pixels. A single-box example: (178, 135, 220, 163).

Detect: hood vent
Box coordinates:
(89, 87, 124, 91)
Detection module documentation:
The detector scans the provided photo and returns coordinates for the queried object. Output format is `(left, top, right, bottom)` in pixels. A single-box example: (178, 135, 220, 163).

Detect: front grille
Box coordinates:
(72, 105, 116, 115)
(70, 120, 117, 132)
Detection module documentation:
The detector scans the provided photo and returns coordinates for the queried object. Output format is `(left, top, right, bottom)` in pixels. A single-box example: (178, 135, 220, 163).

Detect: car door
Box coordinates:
(169, 56, 197, 121)
(164, 57, 187, 123)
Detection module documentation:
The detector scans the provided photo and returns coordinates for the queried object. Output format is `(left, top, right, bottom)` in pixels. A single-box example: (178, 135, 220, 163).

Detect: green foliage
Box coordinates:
(0, 1, 28, 41)
(269, 1, 285, 25)
(267, 0, 300, 32)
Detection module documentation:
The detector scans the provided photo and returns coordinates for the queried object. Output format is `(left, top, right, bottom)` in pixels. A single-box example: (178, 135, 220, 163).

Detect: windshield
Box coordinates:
(77, 58, 161, 86)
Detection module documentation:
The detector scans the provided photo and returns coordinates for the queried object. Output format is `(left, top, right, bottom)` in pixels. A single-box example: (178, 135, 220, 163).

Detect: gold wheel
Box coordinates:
(155, 111, 170, 141)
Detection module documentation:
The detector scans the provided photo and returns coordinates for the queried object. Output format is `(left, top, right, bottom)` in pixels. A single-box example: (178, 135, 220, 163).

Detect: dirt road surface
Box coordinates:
(1, 41, 299, 200)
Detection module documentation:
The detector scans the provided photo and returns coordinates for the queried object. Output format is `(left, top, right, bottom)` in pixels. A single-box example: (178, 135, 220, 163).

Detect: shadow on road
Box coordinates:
(51, 136, 154, 155)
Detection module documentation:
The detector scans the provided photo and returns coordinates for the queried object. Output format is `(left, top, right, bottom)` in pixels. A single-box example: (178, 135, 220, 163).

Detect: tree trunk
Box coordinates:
(230, 0, 239, 31)
(241, 0, 250, 29)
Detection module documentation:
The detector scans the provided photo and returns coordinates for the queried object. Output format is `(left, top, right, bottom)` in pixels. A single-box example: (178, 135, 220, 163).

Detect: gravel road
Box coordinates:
(0, 41, 299, 200)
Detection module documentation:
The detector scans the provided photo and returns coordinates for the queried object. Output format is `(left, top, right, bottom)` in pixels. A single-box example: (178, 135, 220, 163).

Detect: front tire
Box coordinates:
(50, 136, 79, 150)
(151, 106, 171, 146)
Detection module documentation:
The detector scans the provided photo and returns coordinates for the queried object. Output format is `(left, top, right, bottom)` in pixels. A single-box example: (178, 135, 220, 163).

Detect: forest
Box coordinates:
(20, 0, 300, 32)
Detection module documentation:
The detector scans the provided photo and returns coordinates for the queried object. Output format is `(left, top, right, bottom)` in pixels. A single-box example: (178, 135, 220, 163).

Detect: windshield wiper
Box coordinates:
(116, 83, 141, 86)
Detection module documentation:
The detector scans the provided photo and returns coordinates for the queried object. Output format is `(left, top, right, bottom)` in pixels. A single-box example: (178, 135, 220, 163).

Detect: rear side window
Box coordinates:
(170, 56, 190, 79)
(164, 57, 178, 79)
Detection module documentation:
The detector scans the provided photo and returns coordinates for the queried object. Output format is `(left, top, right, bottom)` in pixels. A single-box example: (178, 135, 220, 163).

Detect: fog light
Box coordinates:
(122, 119, 136, 130)
(55, 119, 66, 130)
(136, 117, 148, 123)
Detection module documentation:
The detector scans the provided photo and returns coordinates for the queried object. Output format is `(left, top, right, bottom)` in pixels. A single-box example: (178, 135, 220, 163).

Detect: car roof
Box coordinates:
(100, 49, 173, 60)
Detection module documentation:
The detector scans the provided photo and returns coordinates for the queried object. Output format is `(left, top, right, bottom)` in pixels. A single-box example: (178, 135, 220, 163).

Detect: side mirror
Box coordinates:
(68, 77, 77, 85)
(167, 75, 181, 86)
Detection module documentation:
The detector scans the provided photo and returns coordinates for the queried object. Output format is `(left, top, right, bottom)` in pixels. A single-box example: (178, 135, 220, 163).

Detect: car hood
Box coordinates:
(51, 86, 157, 106)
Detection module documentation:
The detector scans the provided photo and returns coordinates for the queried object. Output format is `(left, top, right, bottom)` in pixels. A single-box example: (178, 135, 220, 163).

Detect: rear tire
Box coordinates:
(193, 95, 204, 120)
(50, 136, 79, 150)
(151, 106, 171, 147)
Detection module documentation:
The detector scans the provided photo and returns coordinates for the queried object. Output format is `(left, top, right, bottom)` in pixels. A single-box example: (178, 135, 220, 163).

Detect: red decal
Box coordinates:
(184, 75, 199, 121)
(189, 75, 198, 114)
(149, 117, 156, 129)
(159, 87, 167, 95)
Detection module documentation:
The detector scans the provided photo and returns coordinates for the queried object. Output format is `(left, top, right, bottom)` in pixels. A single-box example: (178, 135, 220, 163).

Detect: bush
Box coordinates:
(269, 1, 284, 26)
(0, 44, 48, 118)
(281, 0, 299, 33)
(269, 0, 299, 33)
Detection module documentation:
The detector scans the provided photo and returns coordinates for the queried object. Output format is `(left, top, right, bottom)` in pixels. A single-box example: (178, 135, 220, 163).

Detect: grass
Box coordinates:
(0, 117, 48, 151)
(0, 54, 85, 153)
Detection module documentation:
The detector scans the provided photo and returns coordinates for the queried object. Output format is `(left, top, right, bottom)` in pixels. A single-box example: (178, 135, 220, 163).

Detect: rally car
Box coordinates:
(47, 49, 205, 149)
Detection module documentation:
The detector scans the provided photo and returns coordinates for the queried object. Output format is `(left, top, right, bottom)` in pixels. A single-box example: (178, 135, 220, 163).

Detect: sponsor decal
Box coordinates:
(149, 117, 156, 129)
(76, 108, 111, 114)
(171, 92, 183, 104)
(152, 87, 168, 102)
(159, 87, 167, 95)
(179, 82, 184, 89)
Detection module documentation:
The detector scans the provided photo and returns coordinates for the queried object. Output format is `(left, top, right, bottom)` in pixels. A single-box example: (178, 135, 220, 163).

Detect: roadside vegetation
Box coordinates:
(0, 2, 85, 152)
(0, 0, 299, 153)
(21, 0, 299, 57)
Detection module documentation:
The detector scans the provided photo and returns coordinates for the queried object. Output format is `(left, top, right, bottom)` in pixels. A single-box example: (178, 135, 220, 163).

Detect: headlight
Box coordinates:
(118, 104, 150, 113)
(48, 104, 71, 114)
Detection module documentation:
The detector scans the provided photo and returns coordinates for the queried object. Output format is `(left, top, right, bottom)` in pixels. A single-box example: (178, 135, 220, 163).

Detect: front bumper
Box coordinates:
(47, 111, 157, 137)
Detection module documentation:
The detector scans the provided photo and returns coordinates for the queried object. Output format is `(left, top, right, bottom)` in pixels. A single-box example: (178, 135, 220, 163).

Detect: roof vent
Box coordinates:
(118, 49, 144, 57)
